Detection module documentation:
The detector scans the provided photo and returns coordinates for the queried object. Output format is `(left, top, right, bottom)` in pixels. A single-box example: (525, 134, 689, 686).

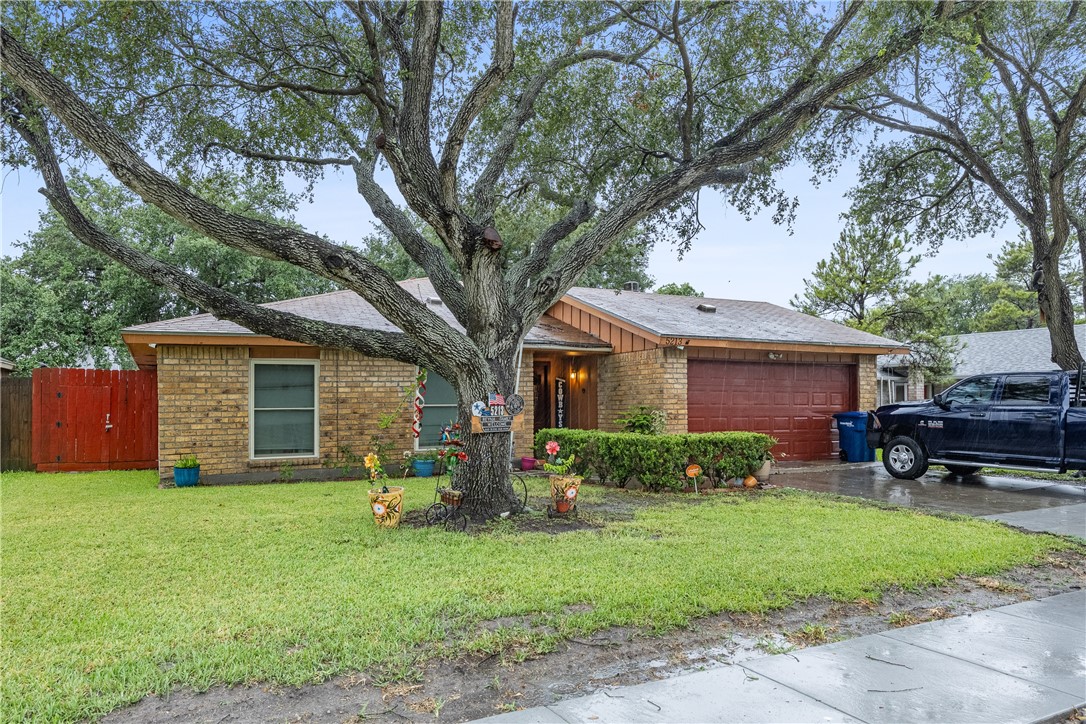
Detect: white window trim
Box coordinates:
(249, 359, 320, 460)
(414, 367, 458, 451)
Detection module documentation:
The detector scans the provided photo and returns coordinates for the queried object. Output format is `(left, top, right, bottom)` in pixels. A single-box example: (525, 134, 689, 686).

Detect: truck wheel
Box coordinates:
(944, 464, 982, 477)
(883, 436, 928, 479)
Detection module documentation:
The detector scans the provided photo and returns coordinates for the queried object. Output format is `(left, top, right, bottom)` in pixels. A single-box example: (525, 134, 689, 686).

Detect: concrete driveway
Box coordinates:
(777, 463, 1086, 538)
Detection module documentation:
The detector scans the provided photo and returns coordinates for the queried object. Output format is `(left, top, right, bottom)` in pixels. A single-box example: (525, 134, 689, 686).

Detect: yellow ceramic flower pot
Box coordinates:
(550, 475, 581, 504)
(368, 486, 404, 528)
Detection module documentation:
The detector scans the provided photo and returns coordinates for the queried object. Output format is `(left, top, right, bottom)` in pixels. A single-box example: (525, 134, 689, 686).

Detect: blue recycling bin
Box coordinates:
(833, 411, 875, 462)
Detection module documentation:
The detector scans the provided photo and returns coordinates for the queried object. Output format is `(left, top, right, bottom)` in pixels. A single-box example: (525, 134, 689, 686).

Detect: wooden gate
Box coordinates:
(31, 369, 158, 472)
(2, 376, 33, 471)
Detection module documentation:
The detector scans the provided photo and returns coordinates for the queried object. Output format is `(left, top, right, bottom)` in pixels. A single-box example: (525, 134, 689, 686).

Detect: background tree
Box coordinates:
(913, 274, 997, 335)
(654, 282, 702, 297)
(1, 1, 984, 515)
(793, 222, 957, 384)
(791, 224, 919, 327)
(1, 175, 334, 373)
(820, 1, 1086, 368)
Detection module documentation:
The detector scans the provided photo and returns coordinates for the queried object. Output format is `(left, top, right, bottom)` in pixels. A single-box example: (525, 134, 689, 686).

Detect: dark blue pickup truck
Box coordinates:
(867, 370, 1086, 479)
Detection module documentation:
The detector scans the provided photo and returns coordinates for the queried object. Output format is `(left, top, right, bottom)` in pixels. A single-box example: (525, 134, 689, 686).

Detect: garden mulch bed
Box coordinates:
(104, 547, 1086, 724)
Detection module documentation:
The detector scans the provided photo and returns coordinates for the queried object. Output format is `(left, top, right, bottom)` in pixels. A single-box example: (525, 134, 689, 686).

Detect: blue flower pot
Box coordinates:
(174, 466, 200, 487)
(411, 459, 436, 478)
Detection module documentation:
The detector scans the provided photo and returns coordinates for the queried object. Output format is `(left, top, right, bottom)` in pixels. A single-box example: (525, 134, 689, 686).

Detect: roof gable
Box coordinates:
(564, 287, 903, 350)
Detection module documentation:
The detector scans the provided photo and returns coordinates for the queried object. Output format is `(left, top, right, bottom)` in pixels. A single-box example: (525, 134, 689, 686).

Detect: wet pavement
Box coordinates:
(776, 462, 1086, 520)
(480, 590, 1086, 724)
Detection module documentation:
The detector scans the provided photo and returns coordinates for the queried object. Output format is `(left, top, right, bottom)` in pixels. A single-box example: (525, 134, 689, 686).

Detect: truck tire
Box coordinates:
(883, 436, 928, 479)
(944, 464, 982, 477)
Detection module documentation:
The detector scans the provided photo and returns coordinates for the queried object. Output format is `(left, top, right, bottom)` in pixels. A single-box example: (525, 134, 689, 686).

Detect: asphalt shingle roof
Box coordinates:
(565, 287, 903, 349)
(949, 325, 1086, 378)
(123, 279, 610, 351)
(124, 279, 904, 351)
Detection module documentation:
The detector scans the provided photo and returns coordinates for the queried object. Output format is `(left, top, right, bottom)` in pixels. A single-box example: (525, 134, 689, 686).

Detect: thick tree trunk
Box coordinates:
(1077, 223, 1086, 316)
(448, 346, 522, 519)
(1036, 246, 1084, 370)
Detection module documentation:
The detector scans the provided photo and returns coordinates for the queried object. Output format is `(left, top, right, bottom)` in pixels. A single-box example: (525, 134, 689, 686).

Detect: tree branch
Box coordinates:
(470, 20, 659, 221)
(439, 1, 514, 207)
(0, 26, 476, 366)
(4, 93, 435, 371)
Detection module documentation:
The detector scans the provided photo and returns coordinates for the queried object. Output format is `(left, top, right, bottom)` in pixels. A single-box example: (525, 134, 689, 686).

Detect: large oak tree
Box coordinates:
(1, 1, 982, 515)
(821, 1, 1086, 369)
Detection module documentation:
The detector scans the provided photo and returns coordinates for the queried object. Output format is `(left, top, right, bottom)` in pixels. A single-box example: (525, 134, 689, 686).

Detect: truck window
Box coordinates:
(943, 376, 999, 405)
(998, 375, 1053, 406)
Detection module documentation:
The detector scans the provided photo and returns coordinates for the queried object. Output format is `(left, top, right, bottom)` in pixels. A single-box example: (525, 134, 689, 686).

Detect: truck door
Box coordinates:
(927, 375, 1000, 460)
(987, 374, 1062, 467)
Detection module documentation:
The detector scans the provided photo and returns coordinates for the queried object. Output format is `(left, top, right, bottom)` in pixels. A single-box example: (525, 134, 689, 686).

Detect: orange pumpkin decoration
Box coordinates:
(743, 476, 759, 488)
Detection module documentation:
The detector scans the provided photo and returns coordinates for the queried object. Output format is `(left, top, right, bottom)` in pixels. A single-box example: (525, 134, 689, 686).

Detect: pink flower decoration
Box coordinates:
(545, 441, 560, 456)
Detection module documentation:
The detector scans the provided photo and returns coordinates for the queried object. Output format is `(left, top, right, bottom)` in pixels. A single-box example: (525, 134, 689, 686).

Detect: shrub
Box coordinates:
(534, 429, 776, 492)
(174, 455, 200, 469)
(614, 405, 668, 435)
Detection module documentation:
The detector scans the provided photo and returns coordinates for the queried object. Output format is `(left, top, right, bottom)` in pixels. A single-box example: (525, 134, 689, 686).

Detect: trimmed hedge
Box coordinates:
(534, 429, 776, 492)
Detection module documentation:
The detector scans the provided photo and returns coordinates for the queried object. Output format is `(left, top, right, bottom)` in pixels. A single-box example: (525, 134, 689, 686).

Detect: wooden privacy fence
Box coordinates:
(2, 376, 33, 471)
(31, 368, 158, 472)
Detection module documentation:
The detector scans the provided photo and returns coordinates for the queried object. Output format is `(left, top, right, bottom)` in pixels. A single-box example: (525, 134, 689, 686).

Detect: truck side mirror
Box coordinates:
(933, 392, 947, 409)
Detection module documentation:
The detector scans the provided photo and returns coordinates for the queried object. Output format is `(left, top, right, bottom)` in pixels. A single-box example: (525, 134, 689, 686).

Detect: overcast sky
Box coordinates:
(1, 159, 1007, 309)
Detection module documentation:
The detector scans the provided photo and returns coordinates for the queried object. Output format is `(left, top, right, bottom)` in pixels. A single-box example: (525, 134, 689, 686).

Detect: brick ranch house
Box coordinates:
(122, 279, 904, 483)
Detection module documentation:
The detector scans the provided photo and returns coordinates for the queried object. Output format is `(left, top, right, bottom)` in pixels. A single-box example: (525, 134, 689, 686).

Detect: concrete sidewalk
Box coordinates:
(477, 589, 1086, 724)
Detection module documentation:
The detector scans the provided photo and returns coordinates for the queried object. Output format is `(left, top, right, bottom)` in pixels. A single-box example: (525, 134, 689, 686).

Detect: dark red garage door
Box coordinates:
(687, 360, 856, 461)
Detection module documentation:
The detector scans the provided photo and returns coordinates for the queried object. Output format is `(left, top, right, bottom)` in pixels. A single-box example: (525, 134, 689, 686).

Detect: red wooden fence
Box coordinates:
(31, 369, 158, 472)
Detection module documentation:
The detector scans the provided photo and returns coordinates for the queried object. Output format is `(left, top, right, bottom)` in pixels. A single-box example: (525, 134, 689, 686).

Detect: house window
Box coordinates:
(250, 361, 318, 458)
(418, 371, 458, 449)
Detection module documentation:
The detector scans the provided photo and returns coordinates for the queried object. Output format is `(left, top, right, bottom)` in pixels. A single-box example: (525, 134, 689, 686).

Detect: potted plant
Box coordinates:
(754, 452, 775, 483)
(543, 440, 580, 513)
(365, 452, 403, 528)
(173, 454, 200, 487)
(521, 456, 537, 471)
(408, 449, 439, 478)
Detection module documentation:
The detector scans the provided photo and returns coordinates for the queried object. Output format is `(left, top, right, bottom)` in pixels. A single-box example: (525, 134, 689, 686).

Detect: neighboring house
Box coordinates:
(122, 279, 904, 482)
(0, 358, 14, 378)
(876, 324, 1086, 405)
(874, 354, 930, 407)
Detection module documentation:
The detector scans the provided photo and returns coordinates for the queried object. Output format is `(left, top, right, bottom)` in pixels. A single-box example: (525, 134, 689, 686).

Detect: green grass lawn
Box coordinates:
(0, 471, 1071, 722)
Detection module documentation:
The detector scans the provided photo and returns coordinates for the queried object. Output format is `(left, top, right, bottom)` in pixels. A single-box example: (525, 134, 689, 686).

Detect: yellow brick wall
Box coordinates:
(157, 345, 250, 478)
(597, 347, 688, 433)
(157, 345, 535, 479)
(858, 354, 877, 410)
(318, 349, 417, 472)
(513, 350, 534, 460)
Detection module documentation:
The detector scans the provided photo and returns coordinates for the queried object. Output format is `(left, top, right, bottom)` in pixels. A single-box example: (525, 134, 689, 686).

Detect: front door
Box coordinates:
(533, 361, 551, 432)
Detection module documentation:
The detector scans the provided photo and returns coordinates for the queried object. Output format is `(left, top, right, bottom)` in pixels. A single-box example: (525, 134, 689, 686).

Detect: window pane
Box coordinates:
(420, 407, 458, 448)
(254, 409, 314, 456)
(424, 372, 457, 406)
(945, 376, 998, 405)
(254, 364, 314, 409)
(1000, 376, 1052, 405)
